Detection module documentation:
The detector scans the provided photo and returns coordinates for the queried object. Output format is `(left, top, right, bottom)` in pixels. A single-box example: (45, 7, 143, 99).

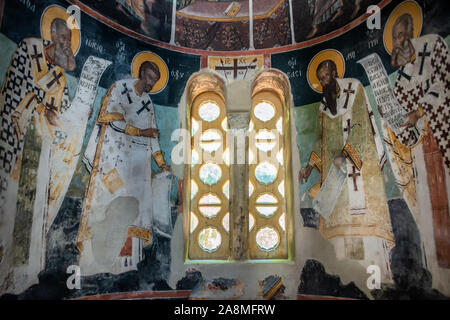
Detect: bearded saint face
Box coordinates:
(51, 19, 76, 71)
(317, 64, 339, 115)
(391, 17, 415, 68)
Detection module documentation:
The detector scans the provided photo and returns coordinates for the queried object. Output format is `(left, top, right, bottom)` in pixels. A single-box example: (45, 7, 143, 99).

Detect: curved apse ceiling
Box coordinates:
(71, 0, 383, 51)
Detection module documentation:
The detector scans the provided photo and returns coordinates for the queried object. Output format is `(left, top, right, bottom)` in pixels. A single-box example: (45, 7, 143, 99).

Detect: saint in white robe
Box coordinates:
(78, 78, 167, 275)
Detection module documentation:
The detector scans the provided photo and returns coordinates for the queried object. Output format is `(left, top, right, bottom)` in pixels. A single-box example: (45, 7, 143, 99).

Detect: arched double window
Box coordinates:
(184, 70, 293, 262)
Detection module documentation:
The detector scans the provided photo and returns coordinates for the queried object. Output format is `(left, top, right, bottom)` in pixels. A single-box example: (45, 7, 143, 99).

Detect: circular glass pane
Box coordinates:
(200, 163, 222, 186)
(198, 227, 222, 252)
(249, 180, 254, 197)
(254, 101, 275, 122)
(200, 129, 222, 153)
(199, 101, 220, 122)
(190, 212, 198, 234)
(255, 162, 278, 185)
(255, 130, 276, 152)
(256, 227, 280, 252)
(222, 212, 230, 233)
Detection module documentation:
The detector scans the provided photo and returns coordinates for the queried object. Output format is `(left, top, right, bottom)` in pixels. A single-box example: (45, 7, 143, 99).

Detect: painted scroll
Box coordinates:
(357, 53, 406, 135)
(47, 56, 112, 231)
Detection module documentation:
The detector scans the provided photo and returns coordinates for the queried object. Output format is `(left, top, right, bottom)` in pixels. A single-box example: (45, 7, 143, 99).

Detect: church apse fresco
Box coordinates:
(0, 0, 449, 301)
(73, 0, 383, 50)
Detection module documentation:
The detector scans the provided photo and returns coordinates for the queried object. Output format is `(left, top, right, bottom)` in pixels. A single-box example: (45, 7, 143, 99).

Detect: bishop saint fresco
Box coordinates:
(300, 54, 395, 282)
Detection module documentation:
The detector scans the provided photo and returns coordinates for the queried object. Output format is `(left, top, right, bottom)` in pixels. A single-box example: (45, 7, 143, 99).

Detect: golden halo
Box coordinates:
(383, 0, 423, 55)
(132, 51, 169, 94)
(307, 49, 345, 93)
(41, 5, 81, 56)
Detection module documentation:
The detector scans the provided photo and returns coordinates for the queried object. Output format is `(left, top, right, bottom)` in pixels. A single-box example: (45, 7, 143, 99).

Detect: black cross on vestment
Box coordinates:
(47, 71, 63, 89)
(215, 58, 255, 79)
(343, 83, 355, 109)
(121, 83, 133, 104)
(398, 66, 411, 82)
(344, 119, 351, 135)
(31, 45, 43, 73)
(45, 97, 57, 112)
(418, 43, 431, 76)
(348, 166, 361, 192)
(137, 99, 151, 115)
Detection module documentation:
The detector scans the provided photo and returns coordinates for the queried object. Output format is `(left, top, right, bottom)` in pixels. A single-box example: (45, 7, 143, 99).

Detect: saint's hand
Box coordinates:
(140, 128, 159, 138)
(299, 165, 313, 184)
(401, 109, 422, 128)
(333, 155, 346, 170)
(45, 109, 59, 127)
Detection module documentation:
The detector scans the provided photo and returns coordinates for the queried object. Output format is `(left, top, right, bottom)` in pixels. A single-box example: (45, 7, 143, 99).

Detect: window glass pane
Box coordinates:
(279, 213, 286, 231)
(278, 180, 285, 198)
(277, 149, 284, 165)
(249, 212, 255, 231)
(256, 206, 278, 217)
(221, 117, 228, 131)
(256, 193, 278, 204)
(191, 150, 199, 167)
(223, 148, 231, 166)
(254, 101, 275, 122)
(199, 193, 221, 205)
(200, 129, 222, 153)
(192, 119, 199, 135)
(222, 212, 229, 233)
(256, 227, 280, 252)
(198, 227, 222, 252)
(255, 162, 278, 185)
(276, 118, 283, 134)
(191, 180, 198, 200)
(190, 212, 198, 233)
(248, 120, 254, 132)
(199, 101, 220, 122)
(199, 206, 221, 218)
(249, 180, 254, 197)
(223, 180, 230, 199)
(199, 163, 222, 186)
(255, 130, 276, 152)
